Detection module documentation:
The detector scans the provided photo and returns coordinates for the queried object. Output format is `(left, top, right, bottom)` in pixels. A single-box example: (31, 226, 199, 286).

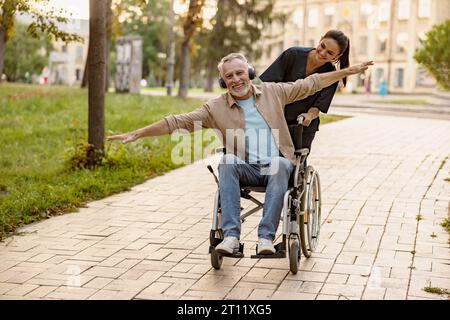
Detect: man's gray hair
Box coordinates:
(217, 53, 249, 76)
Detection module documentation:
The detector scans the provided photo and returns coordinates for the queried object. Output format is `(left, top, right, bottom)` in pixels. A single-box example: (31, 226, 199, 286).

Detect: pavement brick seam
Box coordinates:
(1, 115, 449, 300)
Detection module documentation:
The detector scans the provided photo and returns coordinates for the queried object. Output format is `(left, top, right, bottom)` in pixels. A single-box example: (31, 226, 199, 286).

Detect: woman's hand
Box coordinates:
(346, 61, 374, 75)
(107, 132, 140, 144)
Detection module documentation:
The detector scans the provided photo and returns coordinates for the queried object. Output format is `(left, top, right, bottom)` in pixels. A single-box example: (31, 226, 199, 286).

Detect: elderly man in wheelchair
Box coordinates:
(107, 53, 373, 274)
(208, 114, 318, 274)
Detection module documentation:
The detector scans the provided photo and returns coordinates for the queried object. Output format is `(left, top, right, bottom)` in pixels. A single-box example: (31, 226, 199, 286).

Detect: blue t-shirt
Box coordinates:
(236, 96, 280, 164)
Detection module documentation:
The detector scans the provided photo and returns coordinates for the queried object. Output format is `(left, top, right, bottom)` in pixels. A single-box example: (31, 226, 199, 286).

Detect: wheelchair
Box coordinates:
(207, 116, 322, 274)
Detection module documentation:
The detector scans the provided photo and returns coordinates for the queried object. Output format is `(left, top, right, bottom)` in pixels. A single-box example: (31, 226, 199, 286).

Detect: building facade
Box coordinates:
(255, 0, 450, 93)
(48, 19, 89, 86)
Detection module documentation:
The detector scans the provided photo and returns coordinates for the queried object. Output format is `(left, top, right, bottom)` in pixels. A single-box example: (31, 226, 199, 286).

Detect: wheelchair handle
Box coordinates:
(293, 115, 305, 150)
(207, 165, 219, 185)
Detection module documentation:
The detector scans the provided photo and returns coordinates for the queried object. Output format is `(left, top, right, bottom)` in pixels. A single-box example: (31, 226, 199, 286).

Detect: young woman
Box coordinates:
(259, 30, 350, 153)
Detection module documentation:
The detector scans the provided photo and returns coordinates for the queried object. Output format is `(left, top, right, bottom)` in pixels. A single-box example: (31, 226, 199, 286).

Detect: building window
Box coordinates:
(75, 46, 83, 61)
(378, 38, 387, 53)
(61, 44, 67, 53)
(375, 68, 384, 86)
(278, 41, 284, 54)
(418, 0, 431, 18)
(359, 36, 368, 55)
(394, 68, 404, 87)
(416, 67, 434, 87)
(292, 9, 303, 28)
(308, 7, 319, 28)
(324, 6, 335, 26)
(75, 69, 81, 81)
(398, 0, 410, 20)
(396, 32, 408, 53)
(266, 44, 272, 59)
(378, 1, 390, 22)
(360, 3, 372, 26)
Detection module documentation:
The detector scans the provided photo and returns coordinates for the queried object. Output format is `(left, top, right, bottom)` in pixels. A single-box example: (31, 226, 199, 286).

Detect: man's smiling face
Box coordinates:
(221, 58, 252, 99)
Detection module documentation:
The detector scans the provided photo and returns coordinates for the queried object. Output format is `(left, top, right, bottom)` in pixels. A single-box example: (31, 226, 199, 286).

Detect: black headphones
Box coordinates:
(218, 65, 256, 89)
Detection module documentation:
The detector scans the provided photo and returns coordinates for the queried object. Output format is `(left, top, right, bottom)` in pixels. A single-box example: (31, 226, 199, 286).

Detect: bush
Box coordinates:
(414, 20, 450, 91)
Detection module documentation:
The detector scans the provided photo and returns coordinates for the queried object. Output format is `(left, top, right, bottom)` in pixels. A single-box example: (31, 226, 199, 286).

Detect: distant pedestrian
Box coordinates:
(364, 74, 372, 97)
(379, 78, 388, 97)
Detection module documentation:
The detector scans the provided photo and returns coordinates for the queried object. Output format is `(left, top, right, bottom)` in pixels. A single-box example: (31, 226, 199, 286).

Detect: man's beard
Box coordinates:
(230, 82, 251, 98)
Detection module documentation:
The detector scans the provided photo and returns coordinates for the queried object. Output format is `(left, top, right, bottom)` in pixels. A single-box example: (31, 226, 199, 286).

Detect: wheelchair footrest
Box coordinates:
(250, 242, 286, 259)
(209, 243, 245, 258)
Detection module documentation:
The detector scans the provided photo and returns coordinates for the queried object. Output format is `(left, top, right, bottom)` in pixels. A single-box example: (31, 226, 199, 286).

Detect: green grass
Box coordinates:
(0, 83, 348, 240)
(423, 286, 450, 296)
(0, 83, 204, 240)
(442, 218, 450, 233)
(142, 86, 227, 94)
(371, 99, 427, 105)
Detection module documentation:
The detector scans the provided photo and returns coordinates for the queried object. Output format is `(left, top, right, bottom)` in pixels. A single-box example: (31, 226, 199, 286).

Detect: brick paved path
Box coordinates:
(1, 115, 449, 300)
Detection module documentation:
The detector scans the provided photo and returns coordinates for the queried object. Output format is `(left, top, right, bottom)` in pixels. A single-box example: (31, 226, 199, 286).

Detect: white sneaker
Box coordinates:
(257, 238, 275, 255)
(215, 236, 240, 254)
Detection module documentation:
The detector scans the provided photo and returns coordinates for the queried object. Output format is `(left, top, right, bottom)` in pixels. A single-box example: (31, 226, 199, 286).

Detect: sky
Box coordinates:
(41, 0, 90, 20)
(40, 0, 217, 21)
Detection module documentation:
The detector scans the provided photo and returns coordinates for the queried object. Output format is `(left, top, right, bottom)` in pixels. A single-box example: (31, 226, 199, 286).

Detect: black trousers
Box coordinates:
(302, 131, 316, 153)
(302, 131, 316, 167)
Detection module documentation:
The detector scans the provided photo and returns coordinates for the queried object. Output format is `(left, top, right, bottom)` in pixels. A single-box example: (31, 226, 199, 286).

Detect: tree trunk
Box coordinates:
(0, 31, 5, 81)
(178, 39, 190, 98)
(105, 0, 112, 92)
(87, 0, 107, 166)
(204, 60, 215, 92)
(0, 9, 8, 80)
(177, 0, 205, 98)
(166, 0, 175, 96)
(81, 49, 89, 88)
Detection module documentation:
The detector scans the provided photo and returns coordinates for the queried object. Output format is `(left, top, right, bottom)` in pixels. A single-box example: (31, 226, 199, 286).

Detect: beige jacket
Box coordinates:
(164, 73, 321, 164)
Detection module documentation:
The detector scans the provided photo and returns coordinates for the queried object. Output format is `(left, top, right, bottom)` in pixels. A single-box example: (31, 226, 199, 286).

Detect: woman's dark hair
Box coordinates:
(323, 30, 350, 86)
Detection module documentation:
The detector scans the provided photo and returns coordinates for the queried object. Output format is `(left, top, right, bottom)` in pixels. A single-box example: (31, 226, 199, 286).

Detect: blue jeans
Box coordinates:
(218, 154, 294, 241)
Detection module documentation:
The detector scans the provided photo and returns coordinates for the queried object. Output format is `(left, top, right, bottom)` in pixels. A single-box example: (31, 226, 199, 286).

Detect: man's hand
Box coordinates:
(346, 61, 374, 75)
(107, 132, 140, 144)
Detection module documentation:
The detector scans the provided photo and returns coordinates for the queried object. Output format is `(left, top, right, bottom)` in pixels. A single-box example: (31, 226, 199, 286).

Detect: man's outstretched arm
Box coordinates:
(107, 119, 170, 144)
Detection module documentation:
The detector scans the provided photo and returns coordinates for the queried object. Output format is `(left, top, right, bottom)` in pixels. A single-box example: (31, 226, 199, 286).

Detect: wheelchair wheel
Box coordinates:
(211, 250, 223, 269)
(210, 229, 224, 269)
(300, 166, 322, 258)
(289, 238, 300, 274)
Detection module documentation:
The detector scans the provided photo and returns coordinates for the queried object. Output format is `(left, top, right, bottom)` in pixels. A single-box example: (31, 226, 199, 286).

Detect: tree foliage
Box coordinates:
(414, 20, 450, 91)
(0, 0, 83, 42)
(114, 0, 170, 84)
(178, 0, 205, 97)
(0, 0, 83, 77)
(4, 21, 52, 81)
(193, 0, 286, 91)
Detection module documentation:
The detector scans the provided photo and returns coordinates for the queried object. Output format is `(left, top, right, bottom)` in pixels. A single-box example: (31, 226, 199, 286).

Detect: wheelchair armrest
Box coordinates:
(294, 148, 309, 157)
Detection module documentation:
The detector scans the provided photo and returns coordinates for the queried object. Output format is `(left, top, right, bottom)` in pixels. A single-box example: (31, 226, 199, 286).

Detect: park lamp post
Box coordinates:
(166, 0, 189, 96)
(166, 0, 176, 96)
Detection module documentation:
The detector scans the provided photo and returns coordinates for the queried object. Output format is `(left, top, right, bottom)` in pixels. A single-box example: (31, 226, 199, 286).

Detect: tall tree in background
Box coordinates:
(0, 0, 82, 80)
(414, 20, 450, 91)
(196, 0, 285, 92)
(119, 0, 170, 85)
(87, 0, 107, 166)
(178, 0, 205, 98)
(82, 0, 153, 90)
(3, 21, 52, 82)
